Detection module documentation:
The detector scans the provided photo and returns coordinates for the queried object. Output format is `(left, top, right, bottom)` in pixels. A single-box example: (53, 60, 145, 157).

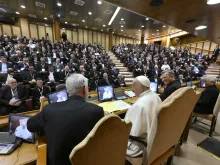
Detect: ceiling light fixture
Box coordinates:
(57, 2, 62, 6)
(62, 28, 65, 30)
(97, 1, 102, 5)
(207, 0, 220, 5)
(15, 11, 20, 14)
(157, 30, 159, 31)
(112, 32, 114, 33)
(121, 25, 124, 27)
(138, 30, 140, 31)
(88, 12, 92, 15)
(121, 29, 123, 31)
(163, 25, 166, 27)
(21, 5, 26, 8)
(58, 14, 61, 17)
(121, 18, 124, 20)
(101, 29, 103, 31)
(65, 22, 68, 24)
(85, 26, 88, 28)
(44, 17, 47, 20)
(141, 26, 144, 28)
(195, 25, 207, 30)
(146, 17, 149, 20)
(103, 25, 106, 27)
(82, 20, 85, 22)
(108, 7, 121, 25)
(152, 34, 154, 35)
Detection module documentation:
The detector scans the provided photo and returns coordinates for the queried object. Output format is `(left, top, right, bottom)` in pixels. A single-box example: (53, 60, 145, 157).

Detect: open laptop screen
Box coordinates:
(47, 89, 68, 104)
(186, 81, 192, 87)
(8, 114, 35, 143)
(97, 85, 114, 102)
(200, 80, 206, 88)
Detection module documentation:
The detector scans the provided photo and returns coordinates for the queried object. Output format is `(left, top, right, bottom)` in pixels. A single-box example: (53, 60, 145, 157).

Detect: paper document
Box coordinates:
(0, 143, 14, 154)
(10, 98, 20, 103)
(98, 100, 131, 113)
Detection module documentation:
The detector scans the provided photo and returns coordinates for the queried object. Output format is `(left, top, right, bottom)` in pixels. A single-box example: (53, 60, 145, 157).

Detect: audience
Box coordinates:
(125, 76, 162, 157)
(194, 76, 219, 114)
(27, 74, 104, 165)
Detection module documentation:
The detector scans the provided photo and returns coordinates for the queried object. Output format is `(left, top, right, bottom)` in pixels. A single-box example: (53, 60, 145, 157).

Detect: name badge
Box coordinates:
(57, 69, 60, 72)
(21, 68, 24, 71)
(42, 69, 45, 72)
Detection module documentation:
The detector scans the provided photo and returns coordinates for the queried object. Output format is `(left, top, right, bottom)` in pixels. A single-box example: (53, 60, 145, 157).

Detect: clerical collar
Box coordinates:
(140, 89, 151, 97)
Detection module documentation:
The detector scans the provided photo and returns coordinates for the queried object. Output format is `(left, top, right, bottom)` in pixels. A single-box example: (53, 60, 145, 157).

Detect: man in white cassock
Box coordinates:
(125, 76, 162, 157)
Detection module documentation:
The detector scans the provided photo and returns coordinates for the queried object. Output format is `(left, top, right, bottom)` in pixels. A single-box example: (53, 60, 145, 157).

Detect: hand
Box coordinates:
(9, 102, 16, 106)
(14, 101, 22, 106)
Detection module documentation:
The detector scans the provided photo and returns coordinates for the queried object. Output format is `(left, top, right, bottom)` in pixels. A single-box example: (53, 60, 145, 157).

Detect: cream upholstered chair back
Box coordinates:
(69, 115, 132, 165)
(213, 93, 220, 116)
(145, 87, 199, 165)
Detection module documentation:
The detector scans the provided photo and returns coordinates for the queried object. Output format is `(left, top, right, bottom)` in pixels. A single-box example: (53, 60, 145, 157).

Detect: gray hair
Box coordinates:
(161, 70, 175, 78)
(202, 75, 217, 84)
(66, 74, 88, 95)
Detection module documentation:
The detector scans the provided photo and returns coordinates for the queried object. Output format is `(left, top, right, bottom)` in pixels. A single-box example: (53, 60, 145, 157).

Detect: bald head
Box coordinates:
(7, 78, 17, 89)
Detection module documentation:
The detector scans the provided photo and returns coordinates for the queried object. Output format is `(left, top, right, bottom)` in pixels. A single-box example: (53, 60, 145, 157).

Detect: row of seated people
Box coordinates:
(113, 44, 209, 80)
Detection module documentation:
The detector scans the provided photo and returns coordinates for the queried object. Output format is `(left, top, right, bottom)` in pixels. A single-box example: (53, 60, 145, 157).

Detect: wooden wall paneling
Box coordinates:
(119, 37, 122, 44)
(101, 33, 105, 48)
(112, 35, 115, 46)
(83, 30, 88, 44)
(97, 32, 101, 45)
(93, 31, 97, 44)
(201, 42, 205, 55)
(203, 41, 210, 50)
(197, 42, 203, 49)
(210, 42, 218, 51)
(203, 50, 209, 55)
(0, 25, 2, 35)
(2, 25, 12, 36)
(38, 25, 46, 39)
(78, 29, 83, 43)
(66, 30, 72, 42)
(52, 23, 55, 42)
(88, 31, 93, 44)
(72, 31, 78, 43)
(12, 26, 21, 37)
(60, 28, 65, 35)
(30, 24, 38, 39)
(36, 25, 39, 39)
(20, 18, 30, 38)
(106, 34, 109, 50)
(45, 26, 53, 42)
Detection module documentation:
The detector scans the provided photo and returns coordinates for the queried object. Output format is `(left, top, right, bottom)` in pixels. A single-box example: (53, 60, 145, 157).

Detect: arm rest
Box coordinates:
(129, 135, 147, 147)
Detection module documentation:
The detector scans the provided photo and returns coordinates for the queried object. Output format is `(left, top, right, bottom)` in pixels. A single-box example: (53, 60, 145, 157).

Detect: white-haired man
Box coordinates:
(27, 74, 104, 165)
(125, 76, 162, 157)
(194, 76, 219, 114)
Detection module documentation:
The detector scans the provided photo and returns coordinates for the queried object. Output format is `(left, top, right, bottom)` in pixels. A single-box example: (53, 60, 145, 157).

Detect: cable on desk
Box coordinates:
(13, 147, 20, 165)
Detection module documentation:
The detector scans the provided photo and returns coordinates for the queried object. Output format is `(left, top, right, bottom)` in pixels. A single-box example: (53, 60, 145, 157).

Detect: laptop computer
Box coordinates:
(186, 81, 192, 87)
(200, 79, 206, 88)
(150, 82, 158, 93)
(47, 89, 68, 104)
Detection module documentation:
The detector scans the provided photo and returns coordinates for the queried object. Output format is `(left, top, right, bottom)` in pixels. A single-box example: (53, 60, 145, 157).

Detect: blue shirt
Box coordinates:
(1, 63, 7, 72)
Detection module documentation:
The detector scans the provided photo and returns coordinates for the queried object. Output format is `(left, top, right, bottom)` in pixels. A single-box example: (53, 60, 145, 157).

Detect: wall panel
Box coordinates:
(45, 26, 53, 41)
(101, 33, 105, 49)
(66, 30, 72, 42)
(211, 43, 218, 50)
(88, 31, 93, 44)
(93, 31, 97, 44)
(112, 35, 116, 46)
(197, 42, 203, 49)
(38, 25, 45, 39)
(97, 32, 101, 45)
(12, 26, 21, 37)
(0, 25, 2, 35)
(30, 24, 38, 39)
(2, 25, 11, 36)
(78, 29, 83, 43)
(119, 37, 122, 44)
(84, 30, 88, 44)
(20, 18, 29, 38)
(72, 31, 78, 43)
(203, 41, 210, 50)
(106, 34, 109, 50)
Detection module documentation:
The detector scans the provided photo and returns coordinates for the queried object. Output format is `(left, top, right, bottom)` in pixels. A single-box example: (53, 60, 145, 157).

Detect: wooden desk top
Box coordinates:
(0, 144, 37, 165)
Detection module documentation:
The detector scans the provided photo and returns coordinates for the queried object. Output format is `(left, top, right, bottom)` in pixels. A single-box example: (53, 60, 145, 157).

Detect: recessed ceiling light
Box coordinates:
(103, 25, 106, 27)
(195, 25, 207, 30)
(121, 25, 124, 28)
(97, 1, 102, 5)
(138, 30, 141, 31)
(57, 2, 62, 6)
(142, 26, 144, 28)
(207, 0, 220, 5)
(157, 30, 159, 31)
(146, 17, 149, 20)
(21, 5, 25, 8)
(65, 22, 68, 24)
(44, 17, 47, 20)
(62, 28, 65, 30)
(15, 11, 20, 14)
(45, 24, 48, 26)
(58, 14, 61, 17)
(121, 29, 123, 31)
(88, 12, 92, 15)
(136, 34, 138, 35)
(152, 34, 154, 35)
(112, 32, 114, 33)
(121, 18, 124, 20)
(85, 26, 88, 28)
(163, 25, 166, 28)
(101, 29, 103, 31)
(82, 20, 85, 22)
(124, 35, 126, 36)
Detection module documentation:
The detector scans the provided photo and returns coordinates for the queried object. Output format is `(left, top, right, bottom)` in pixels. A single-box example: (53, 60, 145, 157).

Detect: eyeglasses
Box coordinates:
(10, 82, 17, 84)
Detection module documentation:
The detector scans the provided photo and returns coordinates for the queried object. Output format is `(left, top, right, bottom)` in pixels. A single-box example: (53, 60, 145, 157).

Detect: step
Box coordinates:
(115, 64, 123, 66)
(123, 74, 133, 78)
(117, 68, 128, 72)
(120, 71, 133, 75)
(125, 78, 134, 82)
(112, 60, 121, 63)
(126, 82, 132, 86)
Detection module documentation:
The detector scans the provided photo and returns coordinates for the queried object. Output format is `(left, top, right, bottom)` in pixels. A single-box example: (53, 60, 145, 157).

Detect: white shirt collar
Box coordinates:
(139, 89, 151, 97)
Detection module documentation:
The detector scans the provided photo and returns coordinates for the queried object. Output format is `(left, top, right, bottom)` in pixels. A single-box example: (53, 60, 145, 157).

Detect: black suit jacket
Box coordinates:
(160, 80, 181, 101)
(0, 62, 13, 72)
(27, 95, 104, 165)
(22, 71, 40, 83)
(0, 85, 29, 105)
(194, 85, 219, 114)
(99, 78, 114, 86)
(32, 86, 51, 103)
